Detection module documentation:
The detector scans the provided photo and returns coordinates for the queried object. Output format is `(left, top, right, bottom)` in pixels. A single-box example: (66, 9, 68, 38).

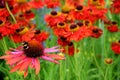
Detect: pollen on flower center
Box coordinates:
(23, 40, 44, 58)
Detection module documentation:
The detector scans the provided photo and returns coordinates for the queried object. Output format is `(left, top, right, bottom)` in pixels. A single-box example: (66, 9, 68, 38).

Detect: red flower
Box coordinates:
(14, 0, 31, 12)
(24, 10, 35, 20)
(34, 30, 49, 42)
(107, 22, 119, 32)
(44, 0, 60, 8)
(65, 0, 84, 7)
(90, 26, 103, 38)
(45, 11, 66, 28)
(28, 0, 44, 9)
(88, 0, 105, 8)
(111, 41, 120, 54)
(110, 0, 120, 14)
(67, 42, 75, 56)
(53, 22, 69, 37)
(57, 36, 70, 46)
(67, 23, 91, 41)
(83, 6, 107, 23)
(69, 5, 85, 20)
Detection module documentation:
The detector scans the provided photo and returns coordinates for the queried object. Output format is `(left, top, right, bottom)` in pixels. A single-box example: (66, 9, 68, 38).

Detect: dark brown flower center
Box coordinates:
(84, 20, 91, 26)
(93, 0, 98, 2)
(77, 22, 83, 27)
(9, 6, 13, 10)
(16, 27, 24, 33)
(25, 10, 32, 14)
(23, 41, 44, 58)
(0, 20, 3, 25)
(19, 14, 24, 18)
(62, 10, 69, 14)
(92, 29, 99, 33)
(76, 5, 83, 10)
(34, 30, 41, 34)
(0, 1, 5, 8)
(70, 24, 77, 29)
(68, 42, 73, 46)
(118, 40, 120, 43)
(60, 36, 67, 41)
(58, 22, 65, 26)
(112, 21, 117, 25)
(51, 11, 57, 16)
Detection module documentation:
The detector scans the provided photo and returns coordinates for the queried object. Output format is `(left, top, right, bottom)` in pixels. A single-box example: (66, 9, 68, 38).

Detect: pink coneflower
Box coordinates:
(0, 40, 65, 78)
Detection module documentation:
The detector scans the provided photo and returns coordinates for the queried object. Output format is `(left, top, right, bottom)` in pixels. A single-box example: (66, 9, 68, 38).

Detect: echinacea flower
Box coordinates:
(0, 40, 65, 77)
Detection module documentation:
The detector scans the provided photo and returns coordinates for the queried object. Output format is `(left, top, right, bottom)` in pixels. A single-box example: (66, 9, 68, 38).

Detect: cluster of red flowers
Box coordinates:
(45, 0, 111, 56)
(0, 0, 120, 78)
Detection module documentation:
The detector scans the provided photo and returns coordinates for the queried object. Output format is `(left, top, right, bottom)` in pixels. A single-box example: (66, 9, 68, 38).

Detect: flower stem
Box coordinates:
(5, 2, 17, 23)
(2, 37, 8, 51)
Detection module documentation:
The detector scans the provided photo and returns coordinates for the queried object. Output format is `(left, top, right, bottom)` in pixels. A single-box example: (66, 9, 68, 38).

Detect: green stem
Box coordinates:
(5, 2, 17, 23)
(2, 37, 8, 51)
(5, 2, 17, 48)
(92, 39, 104, 78)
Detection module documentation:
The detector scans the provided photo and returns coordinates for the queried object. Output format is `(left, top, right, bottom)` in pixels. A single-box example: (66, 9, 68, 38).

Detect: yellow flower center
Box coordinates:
(16, 0, 27, 3)
(83, 20, 92, 27)
(0, 20, 4, 26)
(91, 0, 99, 5)
(57, 22, 66, 28)
(69, 24, 79, 31)
(16, 27, 29, 35)
(61, 4, 72, 14)
(75, 5, 83, 11)
(50, 11, 59, 17)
